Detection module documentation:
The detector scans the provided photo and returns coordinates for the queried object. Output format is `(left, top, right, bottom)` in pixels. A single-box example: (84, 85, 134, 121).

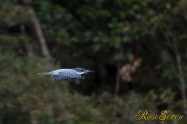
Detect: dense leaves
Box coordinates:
(0, 0, 187, 124)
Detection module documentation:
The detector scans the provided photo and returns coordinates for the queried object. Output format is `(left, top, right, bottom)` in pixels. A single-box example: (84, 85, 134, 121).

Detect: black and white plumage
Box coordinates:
(38, 68, 93, 81)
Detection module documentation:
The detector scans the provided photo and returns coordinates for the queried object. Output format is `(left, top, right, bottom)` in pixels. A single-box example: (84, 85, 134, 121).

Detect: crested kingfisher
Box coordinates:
(38, 68, 93, 80)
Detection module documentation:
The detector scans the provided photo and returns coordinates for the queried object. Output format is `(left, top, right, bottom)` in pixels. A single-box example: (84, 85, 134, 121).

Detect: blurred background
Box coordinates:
(0, 0, 187, 124)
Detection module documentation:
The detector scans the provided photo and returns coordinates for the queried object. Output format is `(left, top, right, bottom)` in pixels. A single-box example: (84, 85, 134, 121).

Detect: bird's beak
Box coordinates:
(86, 70, 94, 73)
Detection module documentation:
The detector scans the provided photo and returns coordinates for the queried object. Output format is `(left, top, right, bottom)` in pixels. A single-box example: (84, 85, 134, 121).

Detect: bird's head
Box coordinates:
(73, 68, 94, 74)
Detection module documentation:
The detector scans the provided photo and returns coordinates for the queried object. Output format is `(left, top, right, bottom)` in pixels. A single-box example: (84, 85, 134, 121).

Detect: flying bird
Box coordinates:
(38, 68, 94, 80)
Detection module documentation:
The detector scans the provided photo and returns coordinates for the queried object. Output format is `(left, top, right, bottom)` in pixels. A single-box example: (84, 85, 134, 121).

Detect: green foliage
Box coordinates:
(0, 0, 28, 26)
(0, 0, 187, 123)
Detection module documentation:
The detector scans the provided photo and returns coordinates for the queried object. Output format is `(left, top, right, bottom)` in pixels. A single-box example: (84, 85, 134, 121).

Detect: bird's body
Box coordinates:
(38, 68, 93, 80)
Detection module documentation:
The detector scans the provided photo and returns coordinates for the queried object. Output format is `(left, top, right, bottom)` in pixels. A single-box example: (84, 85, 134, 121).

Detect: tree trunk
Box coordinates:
(20, 25, 35, 58)
(23, 0, 50, 58)
(172, 41, 187, 115)
(115, 64, 121, 98)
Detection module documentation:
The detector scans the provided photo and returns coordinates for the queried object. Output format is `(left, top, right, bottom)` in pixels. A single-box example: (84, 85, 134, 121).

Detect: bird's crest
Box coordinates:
(72, 68, 87, 72)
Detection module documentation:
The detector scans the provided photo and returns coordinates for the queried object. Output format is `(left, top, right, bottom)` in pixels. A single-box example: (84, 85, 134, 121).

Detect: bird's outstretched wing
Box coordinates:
(51, 71, 84, 80)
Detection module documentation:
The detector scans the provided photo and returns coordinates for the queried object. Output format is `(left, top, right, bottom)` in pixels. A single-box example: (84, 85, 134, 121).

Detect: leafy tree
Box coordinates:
(0, 0, 187, 123)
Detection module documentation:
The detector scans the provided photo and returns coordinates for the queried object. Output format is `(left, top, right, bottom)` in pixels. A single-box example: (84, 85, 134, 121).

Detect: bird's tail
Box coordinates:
(38, 72, 51, 75)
